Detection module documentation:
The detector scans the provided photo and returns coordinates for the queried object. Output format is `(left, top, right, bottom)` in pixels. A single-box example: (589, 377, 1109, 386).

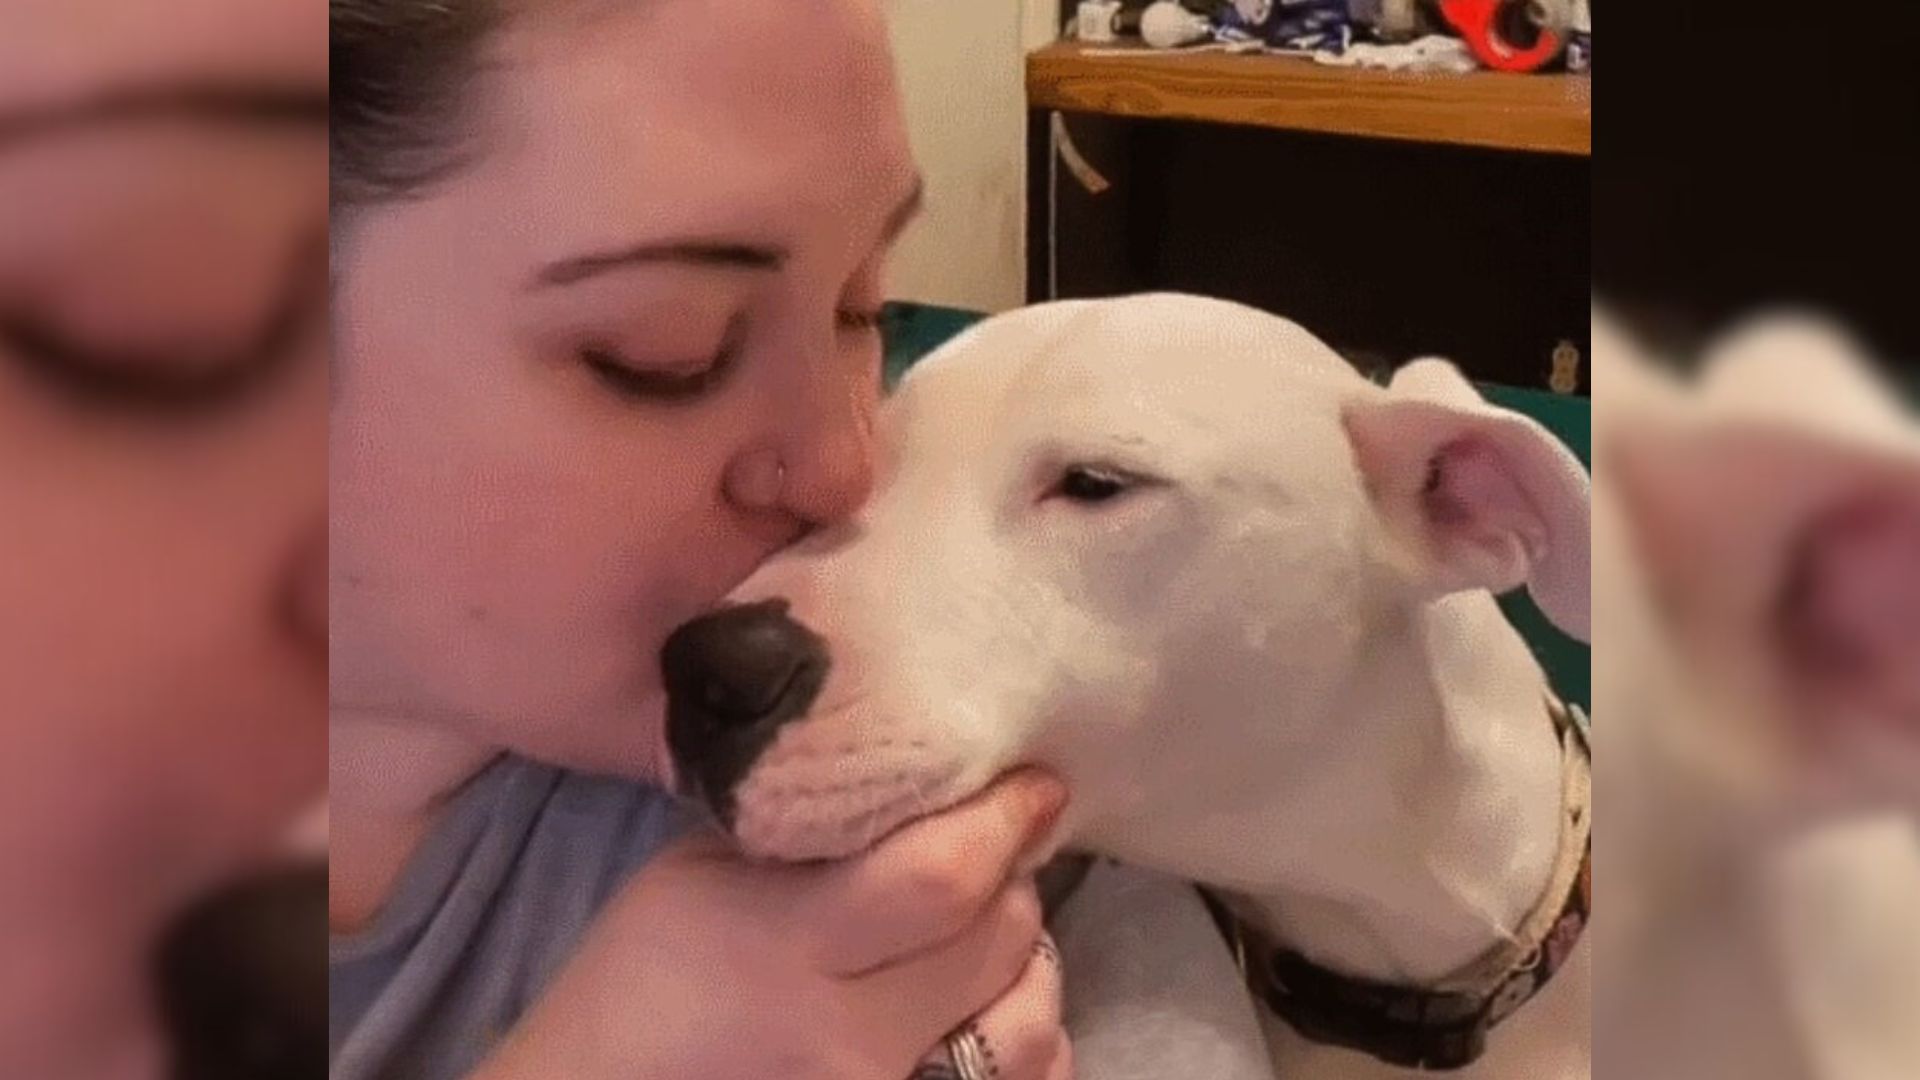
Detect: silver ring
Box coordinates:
(943, 1022, 997, 1080)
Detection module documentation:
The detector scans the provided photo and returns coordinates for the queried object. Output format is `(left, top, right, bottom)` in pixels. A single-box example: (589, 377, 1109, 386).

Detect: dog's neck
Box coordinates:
(1230, 592, 1568, 986)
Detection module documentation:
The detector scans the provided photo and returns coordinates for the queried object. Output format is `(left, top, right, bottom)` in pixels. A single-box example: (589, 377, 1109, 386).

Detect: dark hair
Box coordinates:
(329, 0, 505, 210)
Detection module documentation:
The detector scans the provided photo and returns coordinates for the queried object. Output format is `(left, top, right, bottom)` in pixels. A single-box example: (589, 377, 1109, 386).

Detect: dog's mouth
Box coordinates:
(654, 599, 999, 862)
(732, 771, 968, 862)
(723, 716, 972, 862)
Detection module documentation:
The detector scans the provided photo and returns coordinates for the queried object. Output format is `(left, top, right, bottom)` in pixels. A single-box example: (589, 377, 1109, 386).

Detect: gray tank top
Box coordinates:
(328, 755, 1276, 1080)
(329, 756, 696, 1080)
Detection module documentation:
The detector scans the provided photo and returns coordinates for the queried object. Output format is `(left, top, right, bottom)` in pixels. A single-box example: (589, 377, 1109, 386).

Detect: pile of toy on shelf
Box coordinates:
(1072, 0, 1591, 74)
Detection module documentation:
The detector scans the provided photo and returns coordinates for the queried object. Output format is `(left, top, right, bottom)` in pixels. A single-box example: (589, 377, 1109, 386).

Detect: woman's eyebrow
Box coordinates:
(531, 176, 925, 292)
(533, 240, 790, 290)
(0, 81, 327, 154)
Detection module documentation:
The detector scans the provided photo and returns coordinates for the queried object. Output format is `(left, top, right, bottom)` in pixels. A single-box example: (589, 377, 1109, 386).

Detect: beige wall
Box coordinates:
(883, 2, 1059, 313)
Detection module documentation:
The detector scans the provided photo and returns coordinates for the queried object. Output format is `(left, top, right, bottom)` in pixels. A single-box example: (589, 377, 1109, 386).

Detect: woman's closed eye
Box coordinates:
(579, 313, 749, 404)
(580, 343, 738, 402)
(0, 236, 323, 417)
(582, 307, 879, 404)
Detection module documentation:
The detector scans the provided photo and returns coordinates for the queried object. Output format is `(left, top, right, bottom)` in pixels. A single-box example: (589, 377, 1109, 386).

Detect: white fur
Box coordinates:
(1592, 305, 1920, 1079)
(720, 294, 1591, 1078)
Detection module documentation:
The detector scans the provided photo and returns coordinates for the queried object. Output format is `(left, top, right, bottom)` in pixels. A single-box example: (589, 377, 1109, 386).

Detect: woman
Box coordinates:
(328, 2, 1073, 1077)
(0, 0, 328, 1076)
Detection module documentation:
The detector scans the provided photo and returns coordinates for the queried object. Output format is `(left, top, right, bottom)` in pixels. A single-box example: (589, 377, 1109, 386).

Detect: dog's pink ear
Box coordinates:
(1610, 315, 1920, 732)
(1344, 359, 1591, 642)
(1786, 494, 1920, 726)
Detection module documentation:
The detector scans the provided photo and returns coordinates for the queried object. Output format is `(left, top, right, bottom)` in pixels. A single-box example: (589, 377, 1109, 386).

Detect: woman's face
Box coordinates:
(330, 0, 919, 777)
(0, 1, 328, 912)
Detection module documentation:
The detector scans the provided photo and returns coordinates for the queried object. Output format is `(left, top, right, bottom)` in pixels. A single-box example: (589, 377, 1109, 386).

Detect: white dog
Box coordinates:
(661, 293, 1592, 1079)
(1591, 307, 1920, 1080)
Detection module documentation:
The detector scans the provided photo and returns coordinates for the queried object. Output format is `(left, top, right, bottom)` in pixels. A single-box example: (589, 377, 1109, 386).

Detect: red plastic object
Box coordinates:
(1437, 0, 1565, 73)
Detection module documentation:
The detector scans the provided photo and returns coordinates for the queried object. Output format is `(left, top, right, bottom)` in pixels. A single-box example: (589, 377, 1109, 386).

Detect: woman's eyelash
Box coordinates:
(0, 231, 323, 417)
(0, 292, 310, 416)
(580, 343, 739, 402)
(582, 309, 872, 405)
(580, 315, 749, 403)
(836, 308, 884, 331)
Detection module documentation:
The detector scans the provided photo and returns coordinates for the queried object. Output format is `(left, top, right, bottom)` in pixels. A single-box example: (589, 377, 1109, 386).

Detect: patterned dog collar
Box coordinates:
(1202, 696, 1592, 1071)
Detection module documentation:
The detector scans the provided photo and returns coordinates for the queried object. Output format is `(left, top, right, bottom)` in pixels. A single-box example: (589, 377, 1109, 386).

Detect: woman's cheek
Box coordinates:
(0, 432, 321, 878)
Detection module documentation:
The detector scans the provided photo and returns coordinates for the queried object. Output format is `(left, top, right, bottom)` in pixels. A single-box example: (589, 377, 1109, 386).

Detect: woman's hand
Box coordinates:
(473, 771, 1068, 1080)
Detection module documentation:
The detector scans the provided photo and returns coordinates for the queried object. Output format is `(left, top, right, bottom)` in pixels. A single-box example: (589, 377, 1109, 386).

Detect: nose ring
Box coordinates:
(726, 448, 788, 510)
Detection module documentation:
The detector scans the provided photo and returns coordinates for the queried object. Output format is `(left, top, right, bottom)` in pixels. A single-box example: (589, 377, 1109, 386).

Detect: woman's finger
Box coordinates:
(1044, 1031, 1075, 1080)
(803, 771, 1065, 976)
(967, 933, 1065, 1079)
(909, 932, 1067, 1080)
(851, 882, 1043, 1061)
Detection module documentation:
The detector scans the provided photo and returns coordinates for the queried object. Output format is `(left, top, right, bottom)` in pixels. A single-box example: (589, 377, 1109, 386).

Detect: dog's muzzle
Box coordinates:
(661, 598, 829, 826)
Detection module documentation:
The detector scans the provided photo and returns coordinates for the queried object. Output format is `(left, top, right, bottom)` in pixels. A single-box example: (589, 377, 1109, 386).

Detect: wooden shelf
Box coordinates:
(1027, 41, 1590, 157)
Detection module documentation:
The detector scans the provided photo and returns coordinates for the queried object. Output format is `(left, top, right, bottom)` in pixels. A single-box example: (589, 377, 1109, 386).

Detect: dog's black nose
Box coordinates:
(662, 599, 829, 824)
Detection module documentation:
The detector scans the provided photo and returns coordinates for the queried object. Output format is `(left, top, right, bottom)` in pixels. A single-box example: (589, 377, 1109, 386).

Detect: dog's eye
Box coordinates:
(1054, 465, 1132, 505)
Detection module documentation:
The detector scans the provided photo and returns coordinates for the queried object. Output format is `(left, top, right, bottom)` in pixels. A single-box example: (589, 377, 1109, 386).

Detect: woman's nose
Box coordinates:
(748, 369, 877, 527)
(788, 386, 876, 524)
